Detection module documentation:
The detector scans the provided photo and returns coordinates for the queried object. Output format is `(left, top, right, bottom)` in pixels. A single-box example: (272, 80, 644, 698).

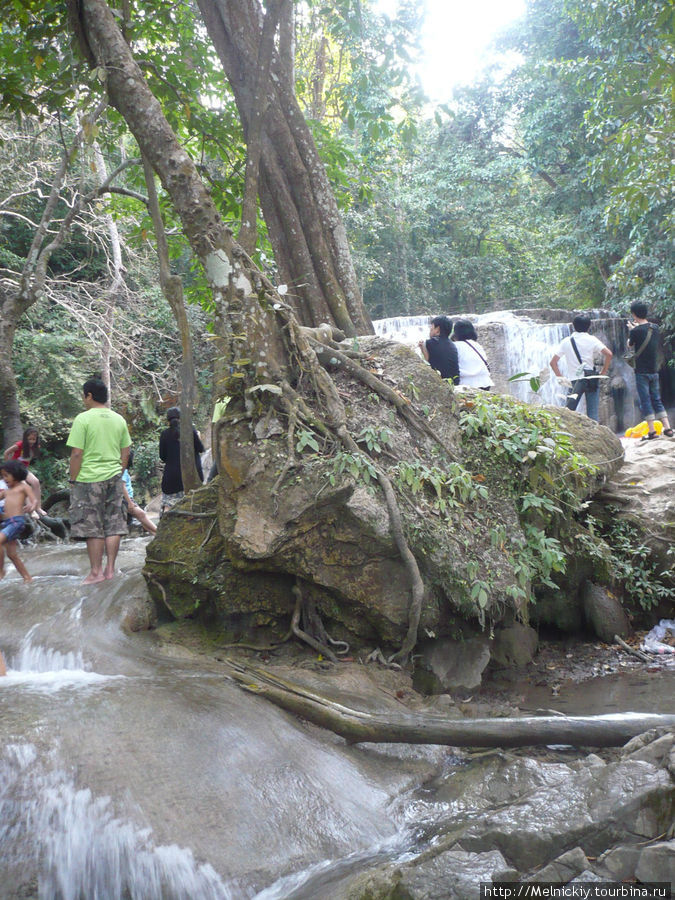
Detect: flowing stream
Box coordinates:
(0, 541, 452, 899)
(2, 541, 673, 898)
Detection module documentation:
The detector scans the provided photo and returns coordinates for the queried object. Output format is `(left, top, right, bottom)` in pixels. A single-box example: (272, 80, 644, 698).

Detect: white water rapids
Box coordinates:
(1, 496, 670, 896)
(0, 541, 451, 899)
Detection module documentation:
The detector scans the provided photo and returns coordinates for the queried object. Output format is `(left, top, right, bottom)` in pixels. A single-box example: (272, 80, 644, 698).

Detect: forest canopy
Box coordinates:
(0, 0, 673, 468)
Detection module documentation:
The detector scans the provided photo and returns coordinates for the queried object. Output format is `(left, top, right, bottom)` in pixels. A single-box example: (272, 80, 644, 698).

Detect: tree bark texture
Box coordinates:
(77, 0, 290, 385)
(93, 142, 121, 398)
(0, 306, 22, 447)
(237, 0, 281, 255)
(195, 0, 372, 336)
(226, 661, 675, 749)
(142, 156, 200, 492)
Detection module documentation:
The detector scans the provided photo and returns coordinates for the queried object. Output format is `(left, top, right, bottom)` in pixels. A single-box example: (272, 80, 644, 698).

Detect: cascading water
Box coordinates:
(0, 542, 447, 899)
(373, 309, 641, 426)
(1, 523, 673, 894)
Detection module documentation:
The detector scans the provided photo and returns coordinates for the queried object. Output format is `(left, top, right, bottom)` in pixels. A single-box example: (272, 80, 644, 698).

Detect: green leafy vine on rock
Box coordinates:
(576, 511, 673, 611)
(457, 392, 598, 615)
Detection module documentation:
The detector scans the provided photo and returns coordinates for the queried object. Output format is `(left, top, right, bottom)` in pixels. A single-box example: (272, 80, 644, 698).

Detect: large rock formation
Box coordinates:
(332, 728, 675, 898)
(591, 437, 675, 587)
(144, 337, 628, 656)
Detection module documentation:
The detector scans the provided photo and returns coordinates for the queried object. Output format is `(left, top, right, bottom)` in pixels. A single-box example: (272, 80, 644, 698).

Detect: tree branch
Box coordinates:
(225, 660, 675, 747)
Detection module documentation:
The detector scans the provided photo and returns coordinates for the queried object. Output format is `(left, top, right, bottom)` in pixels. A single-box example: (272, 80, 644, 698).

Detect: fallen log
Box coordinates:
(224, 660, 675, 748)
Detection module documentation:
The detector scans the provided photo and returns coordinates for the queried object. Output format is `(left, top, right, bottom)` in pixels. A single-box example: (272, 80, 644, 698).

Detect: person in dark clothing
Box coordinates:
(418, 316, 459, 383)
(627, 301, 673, 440)
(158, 407, 205, 516)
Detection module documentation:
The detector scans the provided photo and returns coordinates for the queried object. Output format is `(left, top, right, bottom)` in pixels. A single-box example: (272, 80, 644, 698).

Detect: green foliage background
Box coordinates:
(1, 0, 673, 500)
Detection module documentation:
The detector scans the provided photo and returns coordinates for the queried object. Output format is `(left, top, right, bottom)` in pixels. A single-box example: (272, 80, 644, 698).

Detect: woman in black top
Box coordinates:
(159, 407, 205, 515)
(418, 316, 459, 383)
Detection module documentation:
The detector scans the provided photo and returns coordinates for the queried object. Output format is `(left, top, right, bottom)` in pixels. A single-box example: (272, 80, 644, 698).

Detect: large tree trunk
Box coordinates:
(195, 0, 373, 336)
(225, 660, 675, 749)
(77, 0, 290, 386)
(93, 142, 121, 399)
(75, 0, 428, 661)
(0, 306, 22, 448)
(142, 157, 201, 492)
(237, 0, 281, 256)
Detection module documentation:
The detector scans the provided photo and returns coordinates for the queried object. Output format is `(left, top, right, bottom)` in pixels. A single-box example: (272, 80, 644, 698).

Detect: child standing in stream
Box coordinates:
(0, 460, 36, 583)
(3, 426, 45, 515)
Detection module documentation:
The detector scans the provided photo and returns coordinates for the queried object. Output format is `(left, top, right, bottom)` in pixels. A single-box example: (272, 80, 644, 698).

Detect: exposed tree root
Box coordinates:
(266, 307, 429, 664)
(334, 424, 424, 665)
(291, 581, 340, 663)
(270, 404, 298, 500)
(326, 636, 350, 655)
(308, 338, 459, 461)
(365, 648, 402, 670)
(146, 573, 168, 608)
(199, 516, 219, 550)
(162, 509, 218, 519)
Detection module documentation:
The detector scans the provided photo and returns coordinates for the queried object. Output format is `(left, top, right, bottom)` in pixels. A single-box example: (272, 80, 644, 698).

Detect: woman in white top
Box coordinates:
(452, 319, 494, 389)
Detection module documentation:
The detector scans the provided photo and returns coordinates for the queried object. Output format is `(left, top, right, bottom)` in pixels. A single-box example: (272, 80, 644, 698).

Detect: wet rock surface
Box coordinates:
(329, 730, 675, 898)
(635, 840, 675, 889)
(149, 612, 675, 897)
(414, 636, 491, 693)
(582, 581, 631, 642)
(591, 437, 675, 585)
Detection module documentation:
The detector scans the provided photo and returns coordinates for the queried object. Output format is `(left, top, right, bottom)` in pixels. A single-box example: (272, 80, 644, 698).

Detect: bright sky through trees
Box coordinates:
(377, 0, 526, 101)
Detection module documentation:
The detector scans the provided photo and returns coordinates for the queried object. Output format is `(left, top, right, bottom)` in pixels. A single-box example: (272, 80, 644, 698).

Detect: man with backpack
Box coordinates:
(549, 314, 612, 422)
(627, 300, 673, 440)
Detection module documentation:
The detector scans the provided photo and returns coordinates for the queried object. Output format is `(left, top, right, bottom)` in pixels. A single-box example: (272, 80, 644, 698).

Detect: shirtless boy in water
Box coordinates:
(0, 459, 36, 583)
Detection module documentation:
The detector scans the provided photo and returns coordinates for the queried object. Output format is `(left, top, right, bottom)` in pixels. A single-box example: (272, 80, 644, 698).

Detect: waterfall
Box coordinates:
(473, 311, 569, 406)
(0, 744, 230, 900)
(373, 309, 637, 427)
(15, 641, 85, 674)
(0, 545, 431, 897)
(374, 315, 433, 347)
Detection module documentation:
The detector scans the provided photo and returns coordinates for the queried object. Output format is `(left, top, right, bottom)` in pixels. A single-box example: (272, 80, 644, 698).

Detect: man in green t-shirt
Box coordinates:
(67, 378, 132, 584)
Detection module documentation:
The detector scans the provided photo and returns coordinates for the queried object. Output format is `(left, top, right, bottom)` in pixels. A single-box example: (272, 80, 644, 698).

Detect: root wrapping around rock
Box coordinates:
(291, 581, 340, 663)
(161, 509, 218, 519)
(307, 337, 459, 462)
(365, 648, 402, 670)
(335, 424, 425, 665)
(212, 296, 437, 664)
(268, 310, 429, 663)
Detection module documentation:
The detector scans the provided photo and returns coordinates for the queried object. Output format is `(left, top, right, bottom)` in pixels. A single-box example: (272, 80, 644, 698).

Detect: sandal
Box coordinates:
(640, 432, 658, 441)
(663, 428, 674, 437)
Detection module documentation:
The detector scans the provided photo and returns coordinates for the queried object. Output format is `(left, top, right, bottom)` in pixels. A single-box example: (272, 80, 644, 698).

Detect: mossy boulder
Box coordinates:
(144, 337, 625, 651)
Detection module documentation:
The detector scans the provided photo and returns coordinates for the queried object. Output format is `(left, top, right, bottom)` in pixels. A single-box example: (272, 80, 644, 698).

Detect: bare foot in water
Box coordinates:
(103, 569, 117, 580)
(22, 575, 33, 584)
(82, 572, 106, 585)
(0, 650, 6, 676)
